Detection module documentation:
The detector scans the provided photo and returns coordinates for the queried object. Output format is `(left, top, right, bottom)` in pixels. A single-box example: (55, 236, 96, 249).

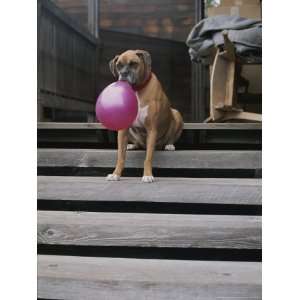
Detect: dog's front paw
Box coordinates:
(142, 176, 155, 183)
(106, 174, 120, 181)
(164, 144, 175, 151)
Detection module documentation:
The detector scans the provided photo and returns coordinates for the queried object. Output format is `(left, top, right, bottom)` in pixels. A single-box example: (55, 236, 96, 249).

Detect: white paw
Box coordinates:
(164, 144, 175, 151)
(127, 144, 138, 150)
(142, 176, 155, 183)
(106, 174, 120, 181)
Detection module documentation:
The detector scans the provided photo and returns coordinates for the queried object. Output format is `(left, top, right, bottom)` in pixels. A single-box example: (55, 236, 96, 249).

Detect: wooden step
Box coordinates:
(38, 255, 262, 300)
(38, 122, 262, 130)
(38, 122, 262, 149)
(37, 149, 262, 169)
(38, 211, 261, 249)
(38, 176, 261, 205)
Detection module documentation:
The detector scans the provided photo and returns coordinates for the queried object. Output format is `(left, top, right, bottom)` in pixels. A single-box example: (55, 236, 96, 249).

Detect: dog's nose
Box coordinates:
(121, 71, 129, 77)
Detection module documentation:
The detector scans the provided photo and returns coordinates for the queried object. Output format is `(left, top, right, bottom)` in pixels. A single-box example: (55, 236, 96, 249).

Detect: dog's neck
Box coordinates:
(132, 72, 152, 92)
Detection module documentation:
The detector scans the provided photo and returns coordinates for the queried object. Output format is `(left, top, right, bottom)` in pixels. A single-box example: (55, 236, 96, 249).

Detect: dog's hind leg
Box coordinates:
(164, 109, 184, 151)
(164, 144, 176, 151)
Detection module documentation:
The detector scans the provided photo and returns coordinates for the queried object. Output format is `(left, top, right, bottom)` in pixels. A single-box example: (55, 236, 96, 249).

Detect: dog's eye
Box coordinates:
(129, 61, 138, 68)
(116, 62, 123, 70)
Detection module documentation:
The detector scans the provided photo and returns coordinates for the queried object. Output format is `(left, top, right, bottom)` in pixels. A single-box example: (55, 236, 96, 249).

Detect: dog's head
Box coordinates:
(109, 50, 151, 85)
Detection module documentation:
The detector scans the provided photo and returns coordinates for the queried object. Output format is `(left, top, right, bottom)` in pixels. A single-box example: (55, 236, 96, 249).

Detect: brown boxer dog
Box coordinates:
(106, 49, 183, 183)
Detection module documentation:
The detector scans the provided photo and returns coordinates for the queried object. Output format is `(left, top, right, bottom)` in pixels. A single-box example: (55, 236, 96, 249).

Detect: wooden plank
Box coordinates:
(183, 122, 261, 130)
(39, 93, 95, 112)
(40, 0, 98, 44)
(37, 122, 262, 130)
(38, 255, 262, 300)
(225, 61, 236, 107)
(223, 112, 263, 122)
(210, 49, 228, 121)
(38, 176, 262, 205)
(37, 149, 262, 169)
(38, 211, 261, 249)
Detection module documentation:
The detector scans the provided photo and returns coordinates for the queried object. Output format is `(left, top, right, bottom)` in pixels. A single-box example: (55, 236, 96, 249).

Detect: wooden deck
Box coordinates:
(37, 122, 262, 299)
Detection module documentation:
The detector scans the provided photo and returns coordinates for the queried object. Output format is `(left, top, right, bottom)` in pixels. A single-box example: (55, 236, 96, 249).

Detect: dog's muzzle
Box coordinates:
(118, 73, 136, 84)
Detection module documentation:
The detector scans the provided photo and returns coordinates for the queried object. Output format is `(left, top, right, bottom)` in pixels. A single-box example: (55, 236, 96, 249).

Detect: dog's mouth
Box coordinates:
(118, 74, 136, 85)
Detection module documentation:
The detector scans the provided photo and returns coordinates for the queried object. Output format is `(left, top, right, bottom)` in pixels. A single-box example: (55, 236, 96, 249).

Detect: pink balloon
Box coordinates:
(95, 81, 138, 131)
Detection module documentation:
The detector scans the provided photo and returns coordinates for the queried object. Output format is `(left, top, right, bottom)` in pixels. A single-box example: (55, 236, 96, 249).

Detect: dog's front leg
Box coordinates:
(106, 129, 128, 181)
(142, 129, 157, 183)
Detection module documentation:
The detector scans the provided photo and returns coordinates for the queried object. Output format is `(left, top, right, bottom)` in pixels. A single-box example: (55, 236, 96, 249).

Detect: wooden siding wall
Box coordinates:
(52, 0, 89, 30)
(38, 0, 98, 119)
(53, 0, 195, 42)
(42, 0, 193, 121)
(98, 30, 192, 121)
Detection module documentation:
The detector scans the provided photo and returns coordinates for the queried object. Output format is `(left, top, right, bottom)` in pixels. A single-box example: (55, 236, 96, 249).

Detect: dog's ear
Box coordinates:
(135, 50, 152, 77)
(109, 55, 119, 77)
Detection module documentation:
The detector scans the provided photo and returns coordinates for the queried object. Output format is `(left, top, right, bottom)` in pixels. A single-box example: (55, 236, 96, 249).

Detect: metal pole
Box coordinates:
(191, 0, 206, 122)
(88, 0, 99, 38)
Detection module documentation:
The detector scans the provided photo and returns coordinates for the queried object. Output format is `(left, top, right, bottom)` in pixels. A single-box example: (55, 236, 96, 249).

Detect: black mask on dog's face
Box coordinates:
(116, 60, 139, 84)
(109, 50, 151, 86)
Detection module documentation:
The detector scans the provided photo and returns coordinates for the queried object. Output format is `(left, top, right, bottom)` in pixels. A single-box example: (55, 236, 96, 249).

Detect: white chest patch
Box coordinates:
(132, 94, 149, 128)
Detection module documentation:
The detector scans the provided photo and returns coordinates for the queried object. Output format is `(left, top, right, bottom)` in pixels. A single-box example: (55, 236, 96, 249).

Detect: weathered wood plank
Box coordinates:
(37, 149, 262, 169)
(38, 211, 261, 249)
(38, 255, 262, 300)
(37, 122, 262, 130)
(38, 0, 98, 119)
(39, 94, 95, 112)
(40, 0, 98, 44)
(38, 176, 261, 205)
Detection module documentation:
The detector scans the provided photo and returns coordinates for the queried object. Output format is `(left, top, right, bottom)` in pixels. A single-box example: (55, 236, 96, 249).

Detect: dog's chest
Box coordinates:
(132, 94, 149, 128)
